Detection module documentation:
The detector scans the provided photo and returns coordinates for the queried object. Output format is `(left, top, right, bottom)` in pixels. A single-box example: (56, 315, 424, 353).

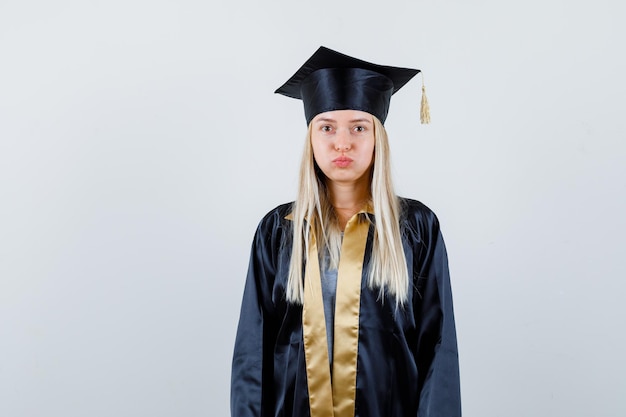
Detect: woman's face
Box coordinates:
(310, 110, 375, 187)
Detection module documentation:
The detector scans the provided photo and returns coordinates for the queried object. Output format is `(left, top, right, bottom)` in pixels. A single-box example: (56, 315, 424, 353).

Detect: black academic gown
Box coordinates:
(231, 198, 461, 417)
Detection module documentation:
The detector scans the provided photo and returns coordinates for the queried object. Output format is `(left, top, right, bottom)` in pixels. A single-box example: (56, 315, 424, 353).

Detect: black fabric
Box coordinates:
(300, 68, 393, 125)
(231, 198, 462, 417)
(275, 46, 420, 124)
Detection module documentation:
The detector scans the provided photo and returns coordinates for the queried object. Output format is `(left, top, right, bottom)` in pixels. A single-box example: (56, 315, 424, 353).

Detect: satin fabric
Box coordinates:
(330, 213, 369, 417)
(300, 68, 393, 125)
(302, 228, 334, 416)
(303, 212, 370, 417)
(231, 198, 461, 417)
(274, 46, 420, 125)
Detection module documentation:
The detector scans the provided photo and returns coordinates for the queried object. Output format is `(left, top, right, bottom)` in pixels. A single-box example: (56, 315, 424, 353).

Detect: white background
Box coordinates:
(1, 1, 625, 416)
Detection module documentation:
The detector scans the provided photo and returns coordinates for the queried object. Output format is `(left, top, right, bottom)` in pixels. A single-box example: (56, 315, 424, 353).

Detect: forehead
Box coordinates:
(312, 109, 374, 123)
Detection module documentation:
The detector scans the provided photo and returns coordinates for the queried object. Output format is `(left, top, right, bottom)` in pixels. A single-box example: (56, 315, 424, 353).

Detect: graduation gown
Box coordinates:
(231, 198, 461, 417)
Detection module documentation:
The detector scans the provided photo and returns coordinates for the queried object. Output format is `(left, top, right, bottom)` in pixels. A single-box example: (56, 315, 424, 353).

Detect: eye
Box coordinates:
(321, 125, 333, 132)
(354, 125, 365, 132)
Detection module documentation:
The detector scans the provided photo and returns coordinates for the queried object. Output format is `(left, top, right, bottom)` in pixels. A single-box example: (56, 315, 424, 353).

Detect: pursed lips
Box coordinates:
(332, 156, 353, 167)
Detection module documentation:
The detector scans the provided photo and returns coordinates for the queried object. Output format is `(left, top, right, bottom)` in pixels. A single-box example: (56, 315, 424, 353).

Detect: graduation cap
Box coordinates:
(275, 46, 429, 125)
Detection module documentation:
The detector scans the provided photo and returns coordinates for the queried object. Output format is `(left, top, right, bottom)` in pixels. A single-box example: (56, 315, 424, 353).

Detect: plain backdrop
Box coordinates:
(1, 1, 625, 416)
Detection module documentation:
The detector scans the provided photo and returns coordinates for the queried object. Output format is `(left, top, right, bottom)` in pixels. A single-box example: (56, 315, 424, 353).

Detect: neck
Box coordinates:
(327, 178, 370, 230)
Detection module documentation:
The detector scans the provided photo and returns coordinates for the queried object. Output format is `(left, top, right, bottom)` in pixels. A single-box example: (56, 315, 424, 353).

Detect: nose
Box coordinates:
(334, 130, 351, 151)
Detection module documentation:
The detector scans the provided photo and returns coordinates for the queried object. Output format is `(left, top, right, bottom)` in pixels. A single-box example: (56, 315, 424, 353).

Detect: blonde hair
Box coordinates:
(287, 116, 409, 306)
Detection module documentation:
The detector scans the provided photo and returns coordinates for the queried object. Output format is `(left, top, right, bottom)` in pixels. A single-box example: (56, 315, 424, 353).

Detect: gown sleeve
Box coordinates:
(414, 213, 462, 417)
(231, 213, 282, 417)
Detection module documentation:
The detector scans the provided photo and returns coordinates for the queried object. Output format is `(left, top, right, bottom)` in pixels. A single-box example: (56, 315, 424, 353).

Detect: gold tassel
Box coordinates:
(420, 76, 431, 124)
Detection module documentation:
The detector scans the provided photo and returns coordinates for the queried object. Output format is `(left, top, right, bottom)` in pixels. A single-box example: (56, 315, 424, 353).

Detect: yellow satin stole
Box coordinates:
(302, 209, 371, 417)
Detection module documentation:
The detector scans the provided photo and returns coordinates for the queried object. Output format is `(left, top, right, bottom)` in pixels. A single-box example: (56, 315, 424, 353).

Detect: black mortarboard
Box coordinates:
(275, 46, 421, 125)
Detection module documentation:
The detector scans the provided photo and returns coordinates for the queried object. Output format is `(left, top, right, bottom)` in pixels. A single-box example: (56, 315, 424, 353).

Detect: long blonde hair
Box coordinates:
(287, 116, 409, 306)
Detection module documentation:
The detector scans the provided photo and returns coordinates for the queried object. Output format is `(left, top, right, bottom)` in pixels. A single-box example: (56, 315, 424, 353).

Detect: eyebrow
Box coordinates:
(314, 117, 373, 124)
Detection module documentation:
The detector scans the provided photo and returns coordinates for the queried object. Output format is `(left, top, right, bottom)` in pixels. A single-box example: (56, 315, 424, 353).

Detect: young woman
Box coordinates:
(231, 46, 461, 417)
